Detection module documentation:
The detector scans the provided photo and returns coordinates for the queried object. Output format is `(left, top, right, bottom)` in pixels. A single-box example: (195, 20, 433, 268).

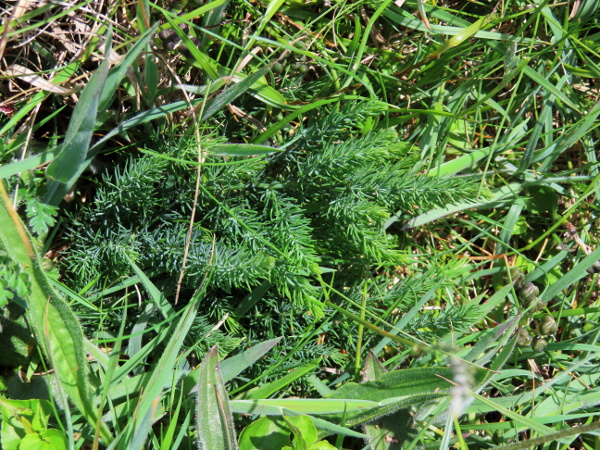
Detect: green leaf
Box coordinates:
(90, 99, 203, 155)
(429, 12, 494, 58)
(183, 338, 282, 395)
(244, 359, 320, 400)
(400, 182, 521, 229)
(283, 415, 318, 446)
(162, 12, 219, 79)
(231, 398, 384, 415)
(197, 346, 238, 450)
(125, 254, 175, 319)
(238, 416, 291, 450)
(98, 23, 159, 111)
(220, 337, 282, 383)
(25, 198, 57, 236)
(45, 56, 109, 185)
(540, 245, 600, 305)
(361, 353, 403, 450)
(0, 147, 62, 179)
(0, 182, 111, 442)
(231, 394, 448, 430)
(0, 398, 55, 450)
(362, 351, 387, 382)
(253, 97, 341, 144)
(209, 143, 282, 156)
(201, 66, 279, 121)
(493, 420, 600, 450)
(525, 185, 558, 216)
(328, 367, 458, 402)
(327, 366, 491, 425)
(115, 281, 209, 446)
(522, 65, 579, 112)
(20, 429, 68, 450)
(428, 148, 491, 178)
(470, 392, 569, 442)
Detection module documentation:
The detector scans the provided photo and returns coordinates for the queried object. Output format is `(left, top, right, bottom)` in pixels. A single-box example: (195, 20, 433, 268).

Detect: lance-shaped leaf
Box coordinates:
(197, 346, 238, 450)
(361, 353, 411, 450)
(184, 337, 282, 395)
(98, 23, 159, 111)
(0, 181, 111, 442)
(326, 366, 492, 426)
(45, 58, 108, 186)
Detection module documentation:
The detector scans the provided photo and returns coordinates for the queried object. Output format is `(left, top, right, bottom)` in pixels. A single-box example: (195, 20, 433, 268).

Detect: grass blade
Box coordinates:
(45, 54, 109, 185)
(0, 147, 62, 179)
(220, 337, 282, 382)
(209, 143, 282, 156)
(98, 23, 159, 111)
(243, 359, 321, 400)
(470, 392, 570, 444)
(201, 66, 278, 121)
(184, 337, 283, 394)
(43, 57, 109, 205)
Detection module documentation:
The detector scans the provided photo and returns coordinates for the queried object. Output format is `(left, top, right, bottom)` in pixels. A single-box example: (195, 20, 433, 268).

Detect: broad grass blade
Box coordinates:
(328, 367, 486, 402)
(90, 99, 203, 155)
(45, 57, 108, 185)
(0, 181, 111, 442)
(0, 147, 61, 179)
(429, 13, 493, 58)
(362, 353, 403, 450)
(243, 359, 320, 400)
(427, 148, 491, 178)
(230, 398, 381, 415)
(197, 346, 238, 450)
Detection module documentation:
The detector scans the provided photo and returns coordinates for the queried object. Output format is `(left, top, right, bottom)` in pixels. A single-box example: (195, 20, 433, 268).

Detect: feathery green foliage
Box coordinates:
(63, 107, 481, 323)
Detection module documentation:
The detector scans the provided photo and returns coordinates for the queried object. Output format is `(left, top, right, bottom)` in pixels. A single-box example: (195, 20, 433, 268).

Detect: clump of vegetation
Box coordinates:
(63, 104, 480, 310)
(1, 0, 599, 448)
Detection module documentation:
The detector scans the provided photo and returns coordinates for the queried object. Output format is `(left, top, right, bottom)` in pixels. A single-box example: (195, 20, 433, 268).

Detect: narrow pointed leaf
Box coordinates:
(201, 66, 275, 121)
(119, 274, 211, 447)
(98, 23, 159, 111)
(184, 337, 282, 395)
(45, 57, 109, 185)
(209, 143, 282, 156)
(220, 337, 282, 382)
(244, 359, 320, 400)
(429, 13, 493, 58)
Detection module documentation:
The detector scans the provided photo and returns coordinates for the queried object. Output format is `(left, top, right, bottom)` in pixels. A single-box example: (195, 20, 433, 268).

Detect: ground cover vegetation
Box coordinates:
(0, 0, 599, 448)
